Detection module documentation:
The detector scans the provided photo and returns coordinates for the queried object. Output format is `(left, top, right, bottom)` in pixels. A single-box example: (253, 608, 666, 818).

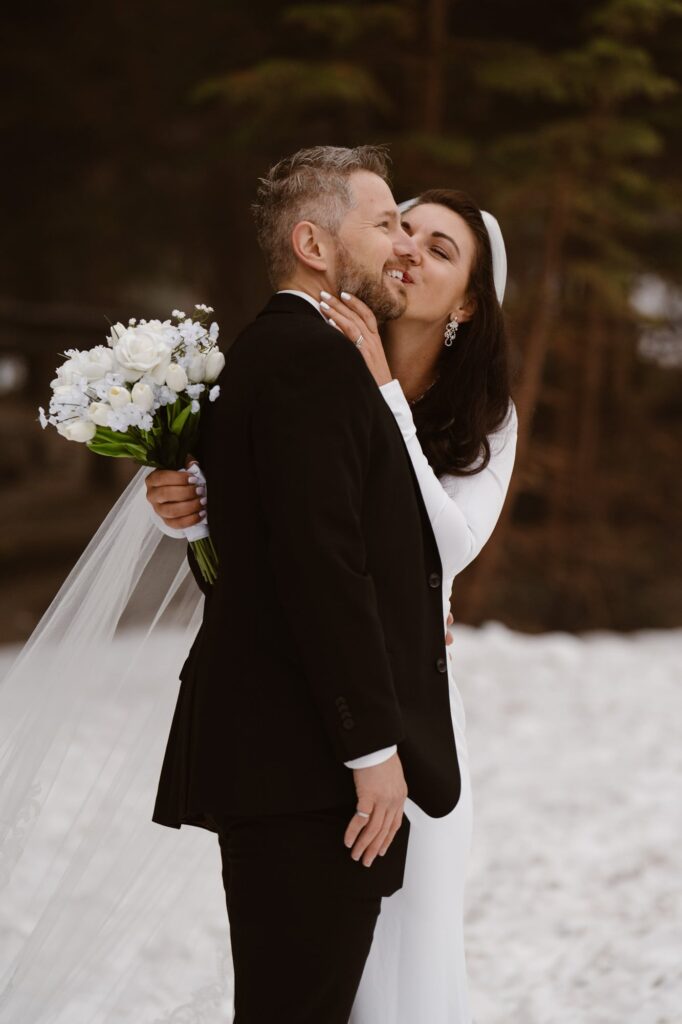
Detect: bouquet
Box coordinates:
(38, 304, 222, 584)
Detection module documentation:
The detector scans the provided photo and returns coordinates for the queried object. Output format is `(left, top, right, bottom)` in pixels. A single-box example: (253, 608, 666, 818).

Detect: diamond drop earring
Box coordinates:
(444, 315, 459, 347)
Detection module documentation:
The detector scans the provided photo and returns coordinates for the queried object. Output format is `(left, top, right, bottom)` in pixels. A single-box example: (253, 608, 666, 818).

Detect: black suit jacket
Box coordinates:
(152, 293, 460, 829)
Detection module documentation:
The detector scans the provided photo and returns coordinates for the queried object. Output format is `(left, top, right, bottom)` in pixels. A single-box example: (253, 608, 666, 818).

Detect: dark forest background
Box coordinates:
(1, 0, 680, 642)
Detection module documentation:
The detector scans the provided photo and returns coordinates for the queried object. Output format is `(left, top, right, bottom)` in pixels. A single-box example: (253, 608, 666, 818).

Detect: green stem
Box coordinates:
(190, 536, 219, 585)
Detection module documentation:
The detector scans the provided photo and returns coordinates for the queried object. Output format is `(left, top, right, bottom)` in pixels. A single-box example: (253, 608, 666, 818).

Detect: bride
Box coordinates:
(0, 186, 515, 1024)
(146, 188, 518, 1023)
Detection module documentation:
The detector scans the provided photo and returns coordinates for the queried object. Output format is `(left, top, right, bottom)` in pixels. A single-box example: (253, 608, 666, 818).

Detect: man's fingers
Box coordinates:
(344, 805, 373, 849)
(360, 812, 397, 865)
(163, 512, 204, 529)
(149, 484, 200, 509)
(146, 469, 192, 491)
(159, 497, 203, 521)
(349, 806, 391, 865)
(378, 810, 402, 856)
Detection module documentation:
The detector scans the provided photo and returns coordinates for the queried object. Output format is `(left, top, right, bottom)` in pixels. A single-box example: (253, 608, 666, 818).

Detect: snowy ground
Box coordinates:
(1, 624, 680, 1023)
(454, 625, 681, 1024)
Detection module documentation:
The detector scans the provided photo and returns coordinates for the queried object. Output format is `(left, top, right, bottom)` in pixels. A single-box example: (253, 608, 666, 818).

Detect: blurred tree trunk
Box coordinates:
(465, 180, 569, 619)
(424, 0, 448, 133)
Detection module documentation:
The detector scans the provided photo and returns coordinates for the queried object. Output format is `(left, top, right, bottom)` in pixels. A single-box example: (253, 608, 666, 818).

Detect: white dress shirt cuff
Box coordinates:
(343, 744, 398, 770)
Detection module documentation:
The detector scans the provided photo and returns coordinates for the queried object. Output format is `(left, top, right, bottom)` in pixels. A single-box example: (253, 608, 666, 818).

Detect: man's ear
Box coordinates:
(290, 221, 331, 274)
(453, 294, 477, 324)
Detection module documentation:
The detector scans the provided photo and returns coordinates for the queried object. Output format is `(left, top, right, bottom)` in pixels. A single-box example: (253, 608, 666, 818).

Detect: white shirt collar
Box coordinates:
(276, 289, 325, 319)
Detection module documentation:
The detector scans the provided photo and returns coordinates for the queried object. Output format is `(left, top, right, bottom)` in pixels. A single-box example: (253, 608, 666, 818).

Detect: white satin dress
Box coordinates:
(348, 380, 518, 1024)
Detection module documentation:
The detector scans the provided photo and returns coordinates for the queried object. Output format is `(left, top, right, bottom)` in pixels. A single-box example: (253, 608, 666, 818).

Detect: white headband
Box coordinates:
(397, 197, 507, 305)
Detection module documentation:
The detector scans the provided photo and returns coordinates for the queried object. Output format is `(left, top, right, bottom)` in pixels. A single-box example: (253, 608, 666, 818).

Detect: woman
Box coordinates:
(148, 189, 518, 1022)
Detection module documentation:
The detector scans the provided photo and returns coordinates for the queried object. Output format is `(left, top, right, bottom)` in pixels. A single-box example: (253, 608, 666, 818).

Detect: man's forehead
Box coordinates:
(348, 170, 398, 217)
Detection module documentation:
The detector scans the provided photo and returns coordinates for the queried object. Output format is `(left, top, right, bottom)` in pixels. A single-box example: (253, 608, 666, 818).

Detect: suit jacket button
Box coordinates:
(342, 719, 355, 730)
(435, 656, 447, 673)
(428, 572, 441, 588)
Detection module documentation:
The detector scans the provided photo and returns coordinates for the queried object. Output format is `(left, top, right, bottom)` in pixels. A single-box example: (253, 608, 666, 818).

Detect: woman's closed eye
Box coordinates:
(431, 246, 450, 260)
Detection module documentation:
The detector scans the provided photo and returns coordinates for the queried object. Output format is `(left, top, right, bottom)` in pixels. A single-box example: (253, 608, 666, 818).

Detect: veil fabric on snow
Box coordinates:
(0, 200, 508, 1023)
(0, 468, 233, 1022)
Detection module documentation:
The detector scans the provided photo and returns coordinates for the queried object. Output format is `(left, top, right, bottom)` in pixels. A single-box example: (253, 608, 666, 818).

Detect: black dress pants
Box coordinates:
(215, 801, 411, 1024)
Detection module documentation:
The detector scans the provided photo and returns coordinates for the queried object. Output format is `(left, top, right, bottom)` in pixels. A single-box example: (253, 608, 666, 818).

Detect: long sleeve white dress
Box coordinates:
(349, 380, 518, 1024)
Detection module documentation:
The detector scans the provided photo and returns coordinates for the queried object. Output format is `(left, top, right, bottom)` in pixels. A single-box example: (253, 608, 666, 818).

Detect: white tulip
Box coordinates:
(108, 385, 132, 409)
(204, 348, 225, 382)
(88, 402, 112, 426)
(187, 354, 207, 383)
(131, 381, 155, 411)
(107, 322, 127, 347)
(56, 419, 97, 443)
(165, 363, 188, 392)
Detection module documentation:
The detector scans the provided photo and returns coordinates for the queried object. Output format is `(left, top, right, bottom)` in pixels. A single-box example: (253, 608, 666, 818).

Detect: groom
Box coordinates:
(150, 145, 460, 1023)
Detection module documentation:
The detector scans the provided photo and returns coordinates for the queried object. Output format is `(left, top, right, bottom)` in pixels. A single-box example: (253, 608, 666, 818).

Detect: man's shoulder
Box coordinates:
(236, 305, 367, 377)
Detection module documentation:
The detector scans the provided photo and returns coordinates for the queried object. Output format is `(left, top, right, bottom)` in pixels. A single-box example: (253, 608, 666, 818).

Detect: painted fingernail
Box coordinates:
(196, 485, 206, 495)
(320, 301, 331, 310)
(364, 858, 374, 867)
(188, 476, 199, 485)
(199, 510, 207, 519)
(200, 496, 207, 506)
(320, 290, 332, 299)
(379, 850, 386, 856)
(340, 291, 352, 301)
(328, 318, 339, 329)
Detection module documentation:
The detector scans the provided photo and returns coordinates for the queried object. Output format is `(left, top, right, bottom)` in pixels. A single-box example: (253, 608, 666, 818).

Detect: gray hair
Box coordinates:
(252, 145, 392, 288)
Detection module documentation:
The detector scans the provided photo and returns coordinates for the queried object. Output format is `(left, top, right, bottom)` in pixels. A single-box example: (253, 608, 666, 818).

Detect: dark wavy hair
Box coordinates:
(401, 189, 515, 477)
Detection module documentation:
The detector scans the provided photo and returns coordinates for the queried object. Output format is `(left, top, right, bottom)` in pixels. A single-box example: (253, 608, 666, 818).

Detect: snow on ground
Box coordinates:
(1, 624, 680, 1023)
(453, 625, 682, 1024)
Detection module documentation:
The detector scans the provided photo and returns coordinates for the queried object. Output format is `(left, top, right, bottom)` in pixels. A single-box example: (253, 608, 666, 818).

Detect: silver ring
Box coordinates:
(354, 334, 364, 348)
(355, 810, 370, 819)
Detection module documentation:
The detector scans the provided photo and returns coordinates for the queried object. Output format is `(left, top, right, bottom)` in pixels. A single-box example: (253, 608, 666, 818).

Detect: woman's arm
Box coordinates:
(380, 379, 518, 580)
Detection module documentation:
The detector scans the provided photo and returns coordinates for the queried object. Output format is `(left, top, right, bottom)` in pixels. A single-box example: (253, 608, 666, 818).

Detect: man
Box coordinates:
(148, 145, 460, 1023)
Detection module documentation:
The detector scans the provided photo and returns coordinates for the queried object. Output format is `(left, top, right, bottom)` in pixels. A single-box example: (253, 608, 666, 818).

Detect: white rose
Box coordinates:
(56, 419, 97, 443)
(165, 363, 188, 392)
(88, 402, 112, 426)
(52, 359, 86, 387)
(108, 385, 132, 409)
(112, 324, 172, 384)
(204, 348, 225, 382)
(131, 381, 155, 411)
(57, 346, 115, 383)
(107, 322, 127, 347)
(52, 383, 82, 400)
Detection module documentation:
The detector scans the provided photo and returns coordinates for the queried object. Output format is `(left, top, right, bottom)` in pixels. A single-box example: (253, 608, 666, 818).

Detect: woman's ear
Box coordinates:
(290, 221, 331, 274)
(453, 295, 477, 325)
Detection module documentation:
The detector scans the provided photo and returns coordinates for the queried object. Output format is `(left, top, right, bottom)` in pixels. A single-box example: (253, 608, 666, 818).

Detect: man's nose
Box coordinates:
(394, 227, 419, 262)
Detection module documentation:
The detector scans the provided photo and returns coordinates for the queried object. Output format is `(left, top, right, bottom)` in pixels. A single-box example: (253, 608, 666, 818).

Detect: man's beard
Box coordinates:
(334, 240, 406, 322)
